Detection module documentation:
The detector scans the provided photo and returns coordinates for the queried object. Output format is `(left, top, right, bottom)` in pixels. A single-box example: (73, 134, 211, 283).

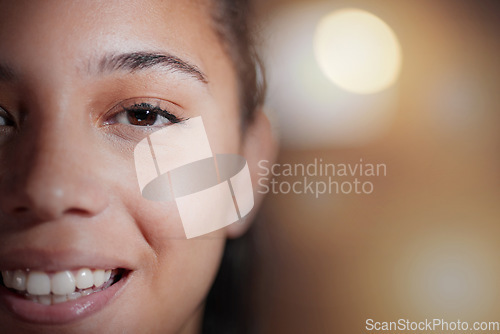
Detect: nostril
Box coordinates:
(0, 170, 109, 221)
(13, 207, 29, 214)
(64, 208, 96, 218)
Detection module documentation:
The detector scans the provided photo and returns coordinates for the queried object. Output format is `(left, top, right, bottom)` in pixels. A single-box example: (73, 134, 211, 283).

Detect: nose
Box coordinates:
(0, 121, 109, 222)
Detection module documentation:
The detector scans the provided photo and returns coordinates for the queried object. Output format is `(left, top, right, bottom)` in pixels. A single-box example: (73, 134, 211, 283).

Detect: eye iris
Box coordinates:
(127, 109, 157, 126)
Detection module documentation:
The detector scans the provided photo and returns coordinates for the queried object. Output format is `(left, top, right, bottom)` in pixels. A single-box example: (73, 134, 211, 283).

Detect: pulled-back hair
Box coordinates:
(210, 0, 266, 128)
(202, 1, 264, 332)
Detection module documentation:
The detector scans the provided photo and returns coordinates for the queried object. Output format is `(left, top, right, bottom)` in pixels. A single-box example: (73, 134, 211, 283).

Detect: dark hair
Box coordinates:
(210, 0, 266, 129)
(202, 230, 256, 333)
(202, 1, 264, 333)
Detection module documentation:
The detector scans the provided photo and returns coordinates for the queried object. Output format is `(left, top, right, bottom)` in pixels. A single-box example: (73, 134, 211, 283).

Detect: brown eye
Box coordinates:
(126, 109, 158, 126)
(114, 105, 175, 127)
(103, 99, 184, 128)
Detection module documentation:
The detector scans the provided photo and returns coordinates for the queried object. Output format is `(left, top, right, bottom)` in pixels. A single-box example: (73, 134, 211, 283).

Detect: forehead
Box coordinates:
(0, 0, 216, 78)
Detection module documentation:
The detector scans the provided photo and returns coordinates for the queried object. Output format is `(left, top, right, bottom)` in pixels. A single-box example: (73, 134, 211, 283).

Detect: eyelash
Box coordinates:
(0, 98, 185, 131)
(0, 106, 16, 127)
(103, 98, 186, 128)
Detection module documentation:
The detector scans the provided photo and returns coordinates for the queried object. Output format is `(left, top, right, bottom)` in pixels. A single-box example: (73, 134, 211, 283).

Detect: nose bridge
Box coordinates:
(0, 97, 109, 221)
(21, 87, 84, 171)
(27, 113, 89, 189)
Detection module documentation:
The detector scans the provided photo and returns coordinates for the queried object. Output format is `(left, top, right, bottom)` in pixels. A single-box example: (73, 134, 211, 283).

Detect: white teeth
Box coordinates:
(38, 295, 51, 305)
(51, 271, 76, 295)
(93, 270, 105, 288)
(75, 269, 93, 290)
(67, 291, 81, 300)
(27, 271, 51, 295)
(1, 270, 14, 289)
(52, 294, 68, 304)
(104, 270, 111, 283)
(12, 270, 27, 291)
(1, 268, 119, 305)
(26, 294, 38, 302)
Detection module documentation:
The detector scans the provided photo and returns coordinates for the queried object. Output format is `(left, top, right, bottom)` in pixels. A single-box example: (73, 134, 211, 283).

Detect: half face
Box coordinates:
(0, 0, 243, 332)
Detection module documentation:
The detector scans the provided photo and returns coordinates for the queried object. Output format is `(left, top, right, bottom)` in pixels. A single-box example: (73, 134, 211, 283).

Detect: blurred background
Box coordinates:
(249, 0, 500, 332)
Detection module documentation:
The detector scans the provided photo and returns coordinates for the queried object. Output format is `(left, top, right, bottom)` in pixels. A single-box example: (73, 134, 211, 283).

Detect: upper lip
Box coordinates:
(0, 247, 136, 272)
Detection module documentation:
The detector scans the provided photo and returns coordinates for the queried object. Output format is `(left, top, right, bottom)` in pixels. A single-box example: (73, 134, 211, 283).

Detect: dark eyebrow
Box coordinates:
(94, 52, 208, 84)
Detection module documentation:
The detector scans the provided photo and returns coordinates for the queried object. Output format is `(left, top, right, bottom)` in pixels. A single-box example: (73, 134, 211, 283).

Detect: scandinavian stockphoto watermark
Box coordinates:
(258, 158, 387, 197)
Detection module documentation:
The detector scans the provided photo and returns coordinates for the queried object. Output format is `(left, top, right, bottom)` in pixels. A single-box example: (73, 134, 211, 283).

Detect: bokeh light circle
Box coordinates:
(314, 9, 402, 94)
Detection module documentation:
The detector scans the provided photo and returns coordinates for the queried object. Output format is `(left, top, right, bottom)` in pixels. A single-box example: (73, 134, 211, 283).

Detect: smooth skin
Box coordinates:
(0, 0, 274, 333)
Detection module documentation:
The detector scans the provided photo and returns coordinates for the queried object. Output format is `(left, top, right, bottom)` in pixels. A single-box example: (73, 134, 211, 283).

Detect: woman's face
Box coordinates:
(0, 0, 250, 332)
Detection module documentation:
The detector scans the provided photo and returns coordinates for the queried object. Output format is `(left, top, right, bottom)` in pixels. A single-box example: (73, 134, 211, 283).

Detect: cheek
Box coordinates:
(143, 237, 225, 331)
(203, 111, 241, 154)
(119, 185, 226, 331)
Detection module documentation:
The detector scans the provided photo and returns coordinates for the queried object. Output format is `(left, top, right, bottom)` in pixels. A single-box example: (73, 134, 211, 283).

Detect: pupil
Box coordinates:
(127, 110, 157, 126)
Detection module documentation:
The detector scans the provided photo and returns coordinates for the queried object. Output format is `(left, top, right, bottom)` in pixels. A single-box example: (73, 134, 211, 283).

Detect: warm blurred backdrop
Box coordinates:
(250, 0, 500, 333)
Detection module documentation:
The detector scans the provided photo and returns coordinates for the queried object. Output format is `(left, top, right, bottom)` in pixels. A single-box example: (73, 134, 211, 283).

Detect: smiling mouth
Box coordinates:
(0, 268, 128, 305)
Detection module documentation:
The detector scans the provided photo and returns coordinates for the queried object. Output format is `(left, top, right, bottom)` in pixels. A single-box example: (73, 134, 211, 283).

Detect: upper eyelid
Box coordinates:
(123, 102, 165, 111)
(108, 97, 179, 112)
(0, 105, 13, 118)
(107, 98, 164, 113)
(0, 105, 17, 127)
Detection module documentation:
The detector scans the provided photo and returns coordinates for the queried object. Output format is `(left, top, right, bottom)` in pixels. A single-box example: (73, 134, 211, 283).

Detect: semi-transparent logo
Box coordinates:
(133, 117, 254, 239)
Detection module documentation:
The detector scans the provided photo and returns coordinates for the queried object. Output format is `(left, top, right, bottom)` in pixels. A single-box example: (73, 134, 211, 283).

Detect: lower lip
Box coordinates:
(0, 274, 129, 325)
